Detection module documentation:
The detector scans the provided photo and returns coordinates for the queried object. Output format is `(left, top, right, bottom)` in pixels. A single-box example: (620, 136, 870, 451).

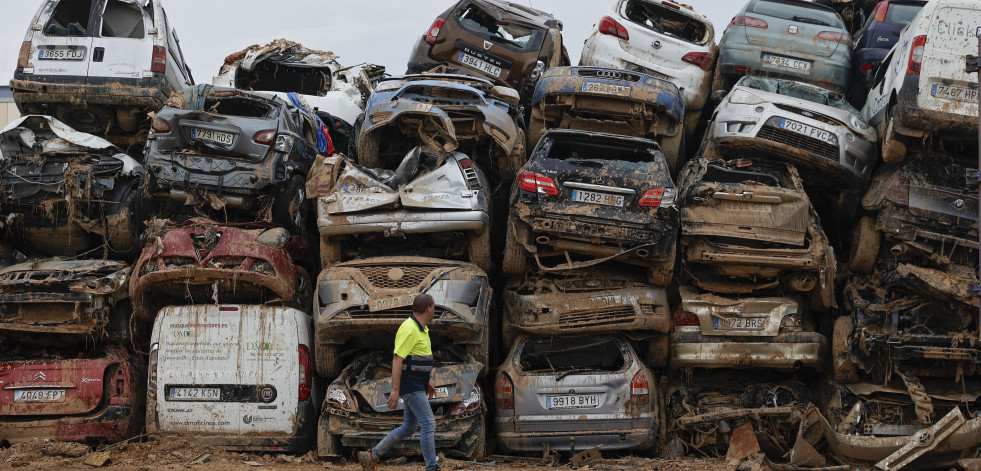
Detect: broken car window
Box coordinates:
(235, 62, 332, 97)
(44, 0, 94, 36)
(742, 77, 862, 118)
(201, 95, 277, 118)
(747, 0, 843, 28)
(455, 3, 544, 52)
(622, 0, 709, 44)
(544, 136, 660, 170)
(519, 337, 625, 374)
(702, 162, 781, 187)
(101, 0, 147, 38)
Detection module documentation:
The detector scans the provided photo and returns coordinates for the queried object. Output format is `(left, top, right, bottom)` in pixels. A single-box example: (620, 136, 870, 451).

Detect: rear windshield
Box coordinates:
(455, 3, 545, 52)
(622, 1, 710, 44)
(702, 163, 782, 187)
(748, 0, 844, 28)
(741, 77, 861, 118)
(101, 0, 147, 38)
(543, 136, 661, 170)
(44, 0, 95, 36)
(234, 63, 333, 96)
(202, 95, 277, 118)
(520, 337, 626, 373)
(884, 3, 924, 26)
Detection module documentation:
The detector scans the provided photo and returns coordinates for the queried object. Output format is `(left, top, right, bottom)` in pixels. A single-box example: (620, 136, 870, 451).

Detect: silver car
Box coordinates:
(494, 335, 658, 454)
(702, 76, 876, 187)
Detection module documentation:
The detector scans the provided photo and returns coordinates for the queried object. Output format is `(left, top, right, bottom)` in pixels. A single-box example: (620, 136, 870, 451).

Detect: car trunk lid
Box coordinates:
(86, 0, 155, 80)
(155, 92, 279, 160)
(617, 0, 713, 72)
(743, 0, 845, 59)
(0, 348, 115, 417)
(25, 0, 96, 79)
(679, 285, 799, 337)
(921, 2, 981, 115)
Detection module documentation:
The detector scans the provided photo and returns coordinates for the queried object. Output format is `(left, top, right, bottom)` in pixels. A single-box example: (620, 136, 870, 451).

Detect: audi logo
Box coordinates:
(595, 70, 623, 80)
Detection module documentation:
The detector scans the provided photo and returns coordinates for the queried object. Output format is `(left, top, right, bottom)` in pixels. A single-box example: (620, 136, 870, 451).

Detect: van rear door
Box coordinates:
(86, 0, 154, 81)
(26, 0, 96, 80)
(920, 1, 981, 117)
(155, 305, 301, 436)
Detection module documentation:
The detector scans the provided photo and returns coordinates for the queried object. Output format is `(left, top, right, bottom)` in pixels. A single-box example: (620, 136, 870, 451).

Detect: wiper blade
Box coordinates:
(567, 159, 605, 168)
(555, 366, 596, 381)
(792, 16, 830, 26)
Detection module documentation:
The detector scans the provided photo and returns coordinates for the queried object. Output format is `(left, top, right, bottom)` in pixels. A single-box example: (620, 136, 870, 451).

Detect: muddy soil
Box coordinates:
(0, 438, 728, 471)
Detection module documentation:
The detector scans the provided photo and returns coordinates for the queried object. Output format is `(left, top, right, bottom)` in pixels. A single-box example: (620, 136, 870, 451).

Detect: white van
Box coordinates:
(11, 0, 193, 137)
(146, 305, 320, 452)
(862, 0, 981, 162)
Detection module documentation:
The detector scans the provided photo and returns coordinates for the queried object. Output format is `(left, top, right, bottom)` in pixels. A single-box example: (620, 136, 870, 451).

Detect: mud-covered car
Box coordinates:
(494, 335, 658, 454)
(502, 130, 679, 285)
(671, 285, 827, 370)
(0, 259, 132, 345)
(0, 115, 151, 258)
(355, 73, 524, 181)
(318, 348, 486, 460)
(0, 343, 145, 444)
(703, 76, 876, 187)
(527, 66, 687, 172)
(502, 268, 670, 365)
(314, 256, 491, 378)
(677, 159, 836, 309)
(406, 0, 569, 100)
(146, 86, 323, 232)
(664, 372, 809, 458)
(314, 148, 492, 272)
(130, 218, 312, 320)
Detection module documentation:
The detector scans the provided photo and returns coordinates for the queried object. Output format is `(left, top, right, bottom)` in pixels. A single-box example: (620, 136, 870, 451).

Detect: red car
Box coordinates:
(0, 344, 144, 444)
(130, 218, 312, 320)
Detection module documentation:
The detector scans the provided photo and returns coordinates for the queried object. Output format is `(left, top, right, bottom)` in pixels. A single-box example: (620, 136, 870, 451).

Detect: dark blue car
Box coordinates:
(847, 0, 928, 106)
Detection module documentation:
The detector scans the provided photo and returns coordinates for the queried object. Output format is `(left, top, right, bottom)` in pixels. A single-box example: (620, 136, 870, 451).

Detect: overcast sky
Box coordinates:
(0, 0, 743, 84)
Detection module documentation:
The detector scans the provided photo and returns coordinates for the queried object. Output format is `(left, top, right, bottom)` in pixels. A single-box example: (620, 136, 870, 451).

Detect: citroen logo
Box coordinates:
(483, 40, 492, 50)
(33, 372, 46, 381)
(595, 70, 623, 80)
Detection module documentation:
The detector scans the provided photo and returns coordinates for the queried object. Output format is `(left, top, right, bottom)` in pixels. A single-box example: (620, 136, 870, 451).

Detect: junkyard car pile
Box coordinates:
(2, 0, 981, 469)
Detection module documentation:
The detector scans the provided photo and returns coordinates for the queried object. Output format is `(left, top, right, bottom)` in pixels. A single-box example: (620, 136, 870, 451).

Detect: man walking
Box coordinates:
(359, 293, 439, 471)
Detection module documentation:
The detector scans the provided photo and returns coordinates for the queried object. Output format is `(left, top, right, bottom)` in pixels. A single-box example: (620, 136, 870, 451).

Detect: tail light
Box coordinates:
(731, 16, 768, 29)
(495, 373, 514, 410)
(885, 176, 910, 205)
(298, 345, 311, 402)
(682, 52, 714, 71)
(327, 383, 357, 412)
(457, 158, 482, 190)
(17, 41, 31, 69)
(517, 170, 558, 195)
(450, 387, 482, 415)
(151, 117, 170, 133)
(860, 63, 875, 74)
(873, 1, 889, 23)
(907, 35, 926, 75)
(631, 371, 650, 404)
(674, 308, 699, 326)
(254, 130, 276, 145)
(426, 18, 445, 45)
(638, 188, 676, 207)
(151, 45, 167, 74)
(598, 16, 629, 40)
(817, 31, 851, 46)
(148, 343, 159, 400)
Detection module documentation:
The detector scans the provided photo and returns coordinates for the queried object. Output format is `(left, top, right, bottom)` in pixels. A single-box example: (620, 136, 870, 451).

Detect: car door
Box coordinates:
(28, 0, 96, 81)
(86, 0, 154, 81)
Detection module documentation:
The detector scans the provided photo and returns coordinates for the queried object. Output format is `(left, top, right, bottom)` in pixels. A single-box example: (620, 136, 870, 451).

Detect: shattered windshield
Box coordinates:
(455, 3, 545, 52)
(622, 0, 709, 44)
(519, 337, 625, 375)
(544, 136, 661, 170)
(741, 77, 862, 118)
(201, 95, 277, 118)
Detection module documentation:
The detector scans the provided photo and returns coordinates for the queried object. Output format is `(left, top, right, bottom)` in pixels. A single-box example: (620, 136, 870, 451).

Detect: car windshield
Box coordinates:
(519, 337, 625, 374)
(748, 0, 844, 28)
(455, 3, 545, 52)
(741, 77, 861, 118)
(884, 3, 924, 26)
(543, 136, 661, 170)
(622, 0, 710, 44)
(201, 94, 278, 118)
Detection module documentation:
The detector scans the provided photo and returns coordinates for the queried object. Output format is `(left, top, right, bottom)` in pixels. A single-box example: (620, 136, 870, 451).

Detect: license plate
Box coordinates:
(456, 51, 503, 77)
(168, 387, 221, 401)
(546, 394, 600, 409)
(191, 128, 234, 146)
(582, 82, 630, 96)
(762, 54, 811, 73)
(370, 294, 416, 312)
(778, 118, 836, 145)
(713, 316, 767, 331)
(572, 189, 624, 207)
(931, 84, 979, 103)
(432, 387, 449, 399)
(13, 389, 66, 403)
(37, 48, 85, 61)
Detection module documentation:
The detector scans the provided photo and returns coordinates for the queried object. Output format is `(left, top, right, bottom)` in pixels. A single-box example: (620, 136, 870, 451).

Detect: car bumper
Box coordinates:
(518, 210, 677, 264)
(146, 152, 282, 197)
(10, 74, 173, 109)
(316, 316, 481, 345)
(323, 408, 483, 458)
(718, 41, 850, 91)
(820, 411, 981, 465)
(132, 267, 292, 316)
(894, 74, 978, 137)
(503, 286, 671, 337)
(318, 209, 488, 237)
(0, 404, 140, 444)
(670, 331, 828, 369)
(495, 427, 655, 453)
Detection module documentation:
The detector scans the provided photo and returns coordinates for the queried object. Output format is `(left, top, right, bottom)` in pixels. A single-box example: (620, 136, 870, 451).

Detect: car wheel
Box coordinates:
(833, 316, 860, 384)
(317, 415, 343, 457)
(315, 343, 340, 379)
(272, 175, 308, 234)
(501, 222, 527, 276)
(104, 180, 152, 258)
(106, 302, 133, 346)
(467, 228, 493, 273)
(683, 108, 702, 141)
(848, 216, 880, 274)
(501, 128, 527, 183)
(347, 114, 364, 159)
(501, 317, 515, 348)
(356, 130, 382, 169)
(646, 243, 677, 286)
(526, 106, 548, 152)
(659, 132, 685, 178)
(470, 421, 487, 461)
(645, 335, 669, 368)
(292, 268, 312, 312)
(881, 110, 907, 164)
(320, 236, 343, 269)
(710, 67, 732, 96)
(466, 328, 490, 377)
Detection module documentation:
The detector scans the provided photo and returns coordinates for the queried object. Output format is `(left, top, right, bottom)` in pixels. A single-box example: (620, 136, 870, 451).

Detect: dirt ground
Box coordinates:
(0, 438, 729, 471)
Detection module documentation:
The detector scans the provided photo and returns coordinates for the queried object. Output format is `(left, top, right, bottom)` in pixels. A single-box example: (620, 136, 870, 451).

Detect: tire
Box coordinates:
(526, 106, 547, 152)
(501, 221, 527, 276)
(501, 128, 527, 182)
(659, 132, 685, 178)
(467, 228, 493, 273)
(320, 236, 343, 269)
(683, 108, 701, 141)
(881, 110, 907, 164)
(833, 316, 860, 384)
(105, 180, 152, 258)
(356, 130, 382, 169)
(647, 242, 677, 286)
(848, 216, 880, 274)
(292, 268, 312, 312)
(466, 328, 490, 377)
(346, 113, 364, 159)
(272, 175, 308, 234)
(646, 335, 669, 368)
(317, 415, 343, 457)
(470, 421, 487, 461)
(106, 303, 133, 345)
(316, 343, 340, 379)
(710, 67, 732, 96)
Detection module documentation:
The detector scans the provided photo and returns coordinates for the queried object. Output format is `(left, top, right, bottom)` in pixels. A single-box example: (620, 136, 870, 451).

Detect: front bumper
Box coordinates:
(318, 209, 488, 237)
(670, 331, 828, 369)
(10, 75, 173, 110)
(820, 411, 981, 465)
(495, 427, 655, 453)
(146, 152, 282, 198)
(0, 404, 140, 444)
(324, 408, 483, 458)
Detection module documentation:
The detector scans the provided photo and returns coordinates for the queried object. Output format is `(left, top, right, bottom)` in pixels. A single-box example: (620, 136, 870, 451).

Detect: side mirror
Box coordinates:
(712, 89, 729, 103)
(491, 85, 520, 107)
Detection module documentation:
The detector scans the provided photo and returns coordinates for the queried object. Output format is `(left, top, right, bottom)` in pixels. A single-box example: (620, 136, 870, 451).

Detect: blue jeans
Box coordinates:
(371, 390, 438, 471)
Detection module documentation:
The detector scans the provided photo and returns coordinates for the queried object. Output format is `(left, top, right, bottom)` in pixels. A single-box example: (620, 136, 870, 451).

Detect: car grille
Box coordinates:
(757, 125, 838, 161)
(358, 265, 436, 289)
(773, 104, 844, 127)
(577, 69, 642, 82)
(346, 307, 446, 319)
(556, 304, 657, 328)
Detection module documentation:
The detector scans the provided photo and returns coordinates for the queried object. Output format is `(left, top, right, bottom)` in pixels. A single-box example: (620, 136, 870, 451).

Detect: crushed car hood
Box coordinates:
(218, 39, 338, 78)
(345, 351, 482, 413)
(0, 259, 129, 292)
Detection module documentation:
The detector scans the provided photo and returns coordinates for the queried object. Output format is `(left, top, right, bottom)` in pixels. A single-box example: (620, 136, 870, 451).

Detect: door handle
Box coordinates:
(93, 47, 105, 62)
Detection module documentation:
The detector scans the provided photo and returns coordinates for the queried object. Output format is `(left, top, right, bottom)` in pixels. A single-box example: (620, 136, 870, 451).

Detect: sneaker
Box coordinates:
(358, 450, 378, 471)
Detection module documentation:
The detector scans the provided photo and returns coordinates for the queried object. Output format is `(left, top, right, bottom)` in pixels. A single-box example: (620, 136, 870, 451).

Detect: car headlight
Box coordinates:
(728, 90, 765, 105)
(375, 80, 402, 92)
(257, 227, 290, 249)
(326, 383, 357, 412)
(780, 314, 802, 332)
(849, 115, 869, 132)
(542, 67, 572, 78)
(70, 269, 130, 295)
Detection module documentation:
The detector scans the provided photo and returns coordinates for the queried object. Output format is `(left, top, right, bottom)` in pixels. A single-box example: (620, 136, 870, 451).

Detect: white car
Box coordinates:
(11, 0, 194, 139)
(862, 0, 981, 163)
(579, 0, 716, 137)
